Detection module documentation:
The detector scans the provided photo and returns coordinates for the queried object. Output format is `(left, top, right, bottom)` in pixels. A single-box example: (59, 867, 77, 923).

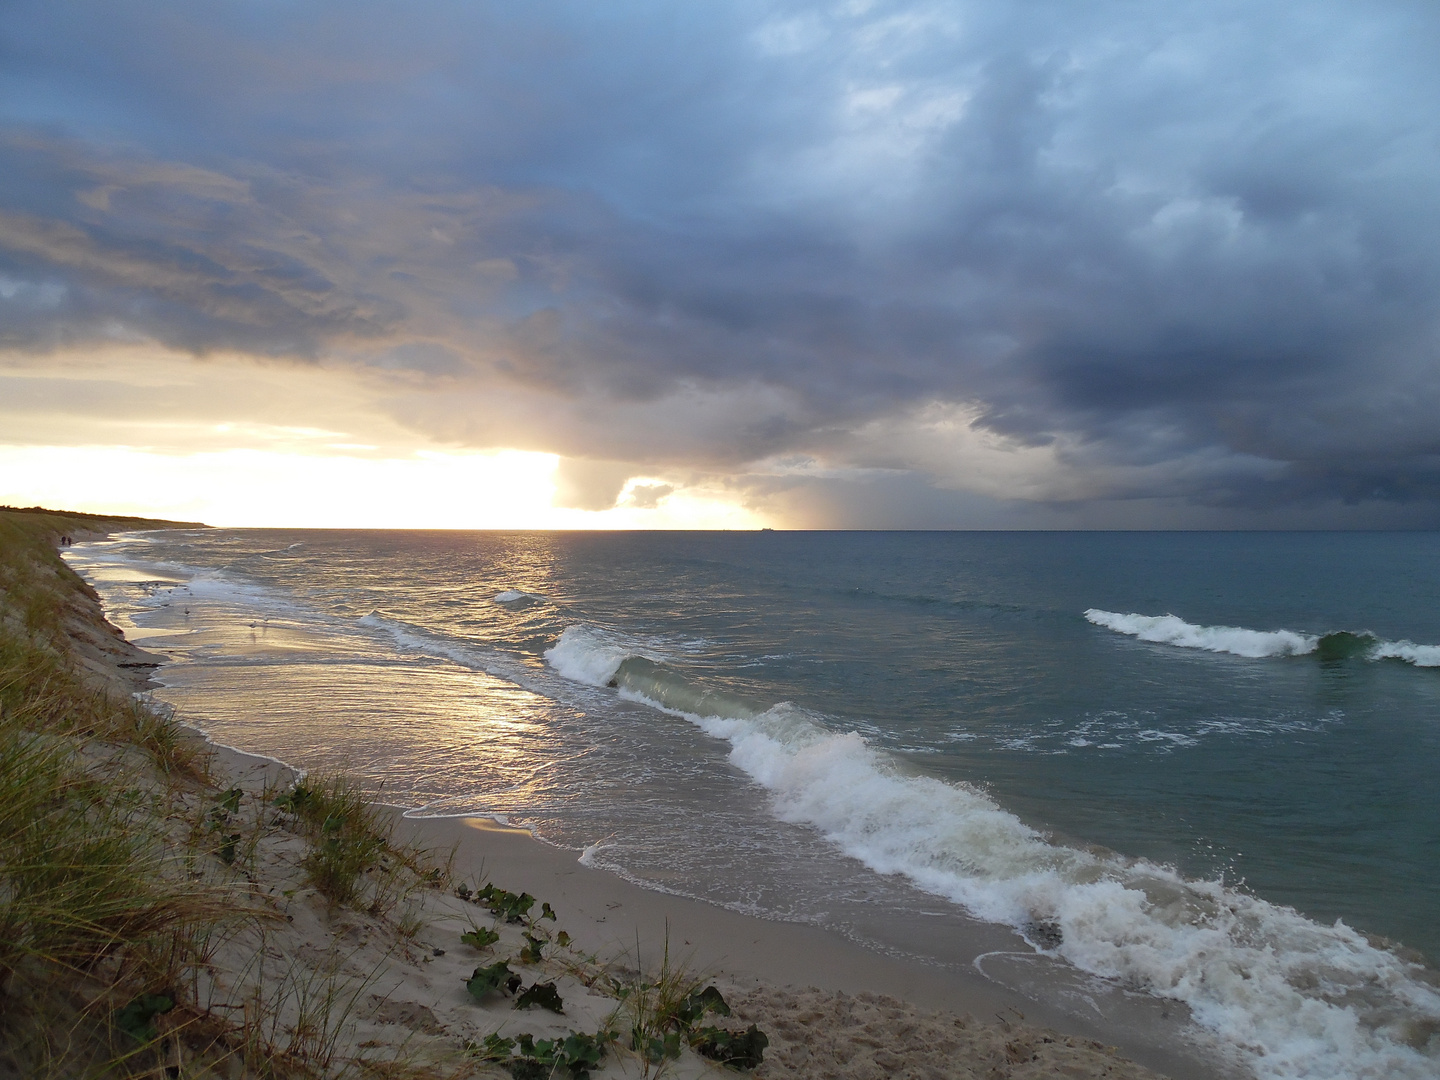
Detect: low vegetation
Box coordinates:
(0, 508, 232, 1076)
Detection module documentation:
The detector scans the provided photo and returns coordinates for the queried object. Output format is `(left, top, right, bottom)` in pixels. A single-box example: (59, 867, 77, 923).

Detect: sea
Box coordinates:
(66, 529, 1440, 1080)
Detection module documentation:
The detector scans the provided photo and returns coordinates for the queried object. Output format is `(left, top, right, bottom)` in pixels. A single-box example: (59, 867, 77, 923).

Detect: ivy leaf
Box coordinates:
(465, 961, 514, 1000)
(114, 993, 174, 1042)
(461, 926, 500, 950)
(513, 981, 565, 1013)
(678, 984, 731, 1025)
(692, 1024, 769, 1069)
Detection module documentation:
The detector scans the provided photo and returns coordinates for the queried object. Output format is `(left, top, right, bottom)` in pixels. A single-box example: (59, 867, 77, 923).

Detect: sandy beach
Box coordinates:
(201, 738, 1229, 1080)
(2, 511, 1236, 1079)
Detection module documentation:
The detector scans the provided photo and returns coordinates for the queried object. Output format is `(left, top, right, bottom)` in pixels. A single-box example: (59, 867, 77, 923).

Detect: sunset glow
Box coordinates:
(0, 444, 765, 530)
(3, 2, 1439, 527)
(0, 346, 767, 528)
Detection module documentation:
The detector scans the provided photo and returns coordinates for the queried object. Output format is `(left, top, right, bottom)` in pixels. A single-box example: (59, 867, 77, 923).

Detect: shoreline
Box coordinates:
(56, 521, 1231, 1079)
(205, 735, 1228, 1080)
(173, 717, 1232, 1079)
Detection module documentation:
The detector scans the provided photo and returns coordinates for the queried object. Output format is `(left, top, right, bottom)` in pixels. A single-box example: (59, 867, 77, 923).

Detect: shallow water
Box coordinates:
(70, 530, 1440, 1079)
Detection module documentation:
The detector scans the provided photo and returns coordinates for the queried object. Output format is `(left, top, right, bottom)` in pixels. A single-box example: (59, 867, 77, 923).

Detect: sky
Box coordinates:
(2, 0, 1439, 528)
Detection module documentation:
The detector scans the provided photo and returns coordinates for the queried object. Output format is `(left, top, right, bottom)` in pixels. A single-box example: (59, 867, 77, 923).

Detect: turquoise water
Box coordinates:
(70, 530, 1440, 1079)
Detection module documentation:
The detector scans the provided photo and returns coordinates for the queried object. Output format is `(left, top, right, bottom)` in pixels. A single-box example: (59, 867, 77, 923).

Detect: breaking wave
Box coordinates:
(1086, 610, 1440, 667)
(544, 623, 1440, 1080)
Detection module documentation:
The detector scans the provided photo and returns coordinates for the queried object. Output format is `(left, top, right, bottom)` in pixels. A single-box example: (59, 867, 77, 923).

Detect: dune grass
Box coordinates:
(0, 509, 421, 1078)
(274, 771, 455, 917)
(0, 509, 237, 1075)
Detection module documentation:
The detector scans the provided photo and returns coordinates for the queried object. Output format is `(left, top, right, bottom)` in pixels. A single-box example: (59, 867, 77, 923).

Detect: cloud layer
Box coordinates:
(3, 0, 1439, 525)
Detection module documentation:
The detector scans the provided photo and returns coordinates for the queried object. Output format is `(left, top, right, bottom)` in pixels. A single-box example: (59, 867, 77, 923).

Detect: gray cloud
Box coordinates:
(2, 0, 1439, 524)
(553, 458, 632, 511)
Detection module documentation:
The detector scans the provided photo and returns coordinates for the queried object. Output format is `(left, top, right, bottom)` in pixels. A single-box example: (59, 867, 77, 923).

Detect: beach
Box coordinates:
(61, 525, 1440, 1080)
(196, 735, 1218, 1080)
(0, 511, 1237, 1079)
(49, 523, 1440, 1080)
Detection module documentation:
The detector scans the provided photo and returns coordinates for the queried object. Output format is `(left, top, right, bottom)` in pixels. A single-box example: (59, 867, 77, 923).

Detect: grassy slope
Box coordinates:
(0, 509, 226, 1076)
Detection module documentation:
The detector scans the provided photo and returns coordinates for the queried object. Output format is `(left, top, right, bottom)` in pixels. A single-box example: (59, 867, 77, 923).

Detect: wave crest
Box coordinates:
(1086, 610, 1440, 668)
(1084, 610, 1317, 657)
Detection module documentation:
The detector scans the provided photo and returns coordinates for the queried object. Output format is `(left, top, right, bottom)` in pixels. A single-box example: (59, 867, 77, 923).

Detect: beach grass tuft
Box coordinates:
(276, 772, 453, 918)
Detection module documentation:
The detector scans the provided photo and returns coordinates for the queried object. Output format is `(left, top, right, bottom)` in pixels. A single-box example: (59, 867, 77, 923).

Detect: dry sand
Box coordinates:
(177, 740, 1234, 1080)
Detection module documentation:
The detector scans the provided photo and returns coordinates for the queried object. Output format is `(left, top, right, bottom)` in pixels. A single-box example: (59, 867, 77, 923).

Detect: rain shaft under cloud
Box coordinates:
(3, 0, 1440, 526)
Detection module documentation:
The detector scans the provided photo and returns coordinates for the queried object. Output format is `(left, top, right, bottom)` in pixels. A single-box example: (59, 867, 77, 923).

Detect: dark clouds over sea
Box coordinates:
(3, 1, 1439, 525)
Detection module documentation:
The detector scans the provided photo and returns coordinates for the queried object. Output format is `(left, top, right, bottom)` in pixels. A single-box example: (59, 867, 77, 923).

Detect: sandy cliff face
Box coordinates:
(59, 573, 167, 693)
(0, 510, 194, 693)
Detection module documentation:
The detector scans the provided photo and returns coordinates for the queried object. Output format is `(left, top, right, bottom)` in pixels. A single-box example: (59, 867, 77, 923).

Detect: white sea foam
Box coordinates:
(544, 624, 660, 686)
(545, 624, 1440, 1080)
(1085, 610, 1318, 657)
(578, 840, 614, 867)
(1370, 640, 1440, 667)
(1087, 609, 1440, 669)
(66, 546, 305, 623)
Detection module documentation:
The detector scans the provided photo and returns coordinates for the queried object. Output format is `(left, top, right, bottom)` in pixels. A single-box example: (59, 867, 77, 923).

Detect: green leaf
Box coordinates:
(513, 980, 565, 1013)
(114, 993, 174, 1042)
(678, 984, 731, 1026)
(519, 931, 546, 963)
(636, 1031, 683, 1064)
(560, 1031, 606, 1069)
(472, 883, 540, 922)
(216, 832, 241, 865)
(555, 930, 572, 948)
(460, 926, 500, 950)
(466, 1032, 517, 1062)
(540, 901, 557, 921)
(273, 785, 313, 812)
(692, 1024, 769, 1069)
(465, 961, 514, 1001)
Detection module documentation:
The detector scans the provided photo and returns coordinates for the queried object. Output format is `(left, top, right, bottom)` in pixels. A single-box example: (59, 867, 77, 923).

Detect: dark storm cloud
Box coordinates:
(3, 0, 1439, 523)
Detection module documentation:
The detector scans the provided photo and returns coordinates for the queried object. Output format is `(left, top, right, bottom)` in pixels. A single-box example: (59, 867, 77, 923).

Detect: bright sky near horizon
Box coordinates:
(3, 2, 1439, 528)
